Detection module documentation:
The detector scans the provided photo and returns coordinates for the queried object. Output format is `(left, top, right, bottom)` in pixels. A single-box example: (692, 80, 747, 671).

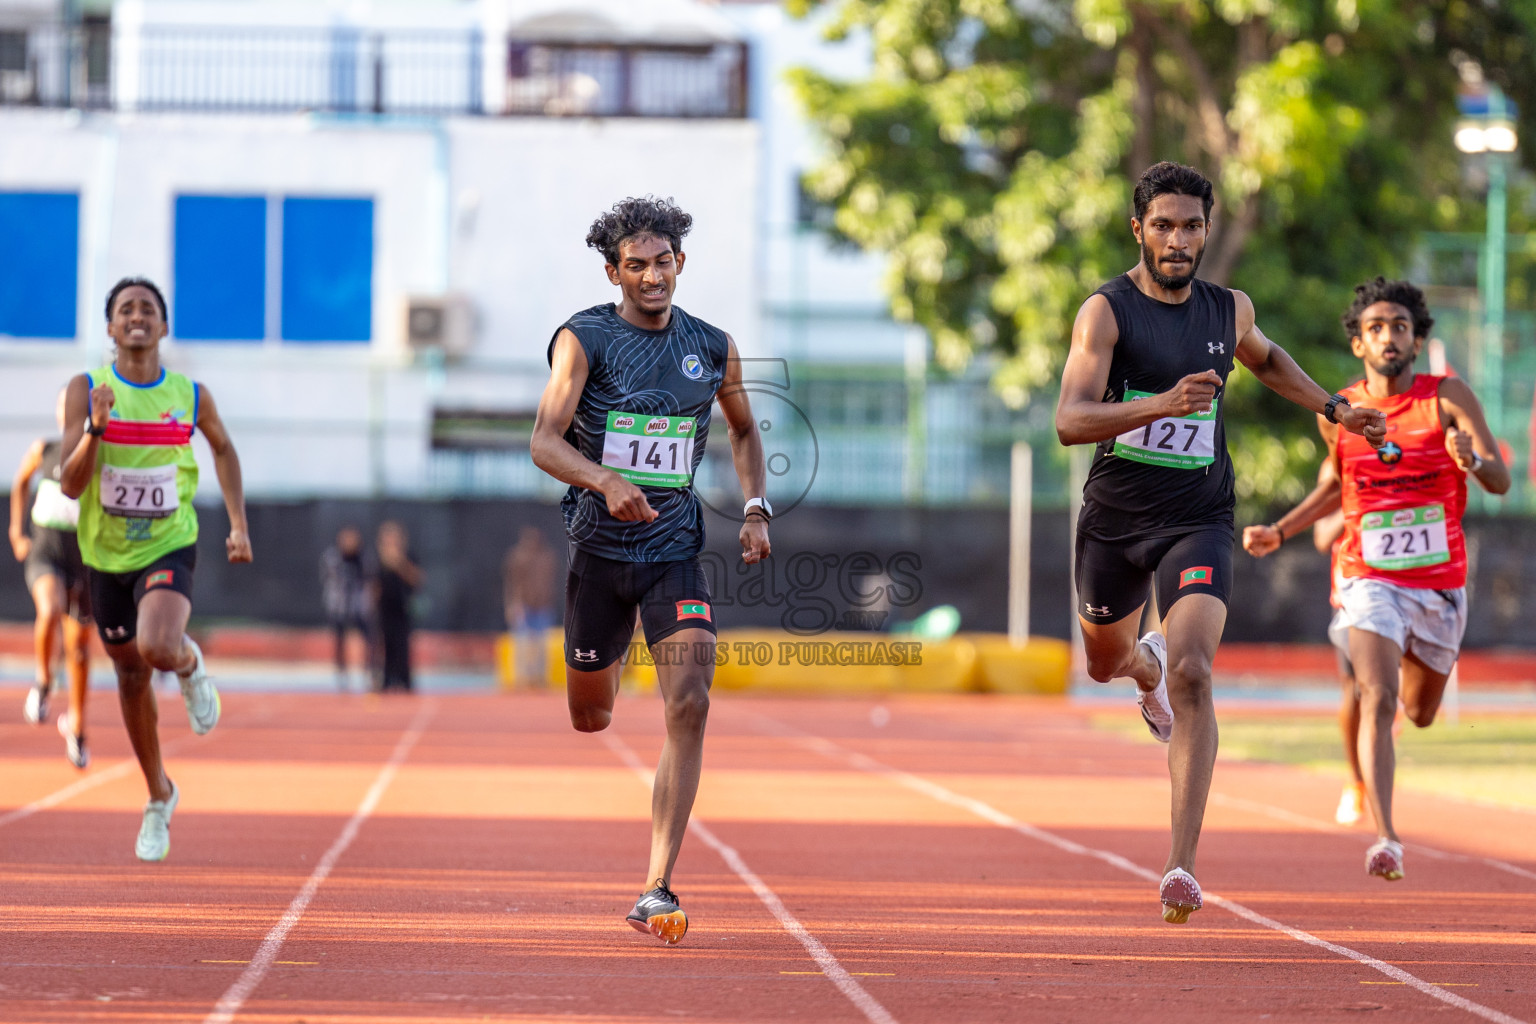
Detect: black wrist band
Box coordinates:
(745, 511, 770, 523)
(85, 421, 105, 437)
(1323, 393, 1348, 424)
(1269, 523, 1286, 542)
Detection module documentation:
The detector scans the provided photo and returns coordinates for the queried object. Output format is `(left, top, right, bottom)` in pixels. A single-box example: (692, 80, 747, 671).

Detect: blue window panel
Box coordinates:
(281, 196, 373, 342)
(173, 195, 266, 340)
(0, 192, 79, 339)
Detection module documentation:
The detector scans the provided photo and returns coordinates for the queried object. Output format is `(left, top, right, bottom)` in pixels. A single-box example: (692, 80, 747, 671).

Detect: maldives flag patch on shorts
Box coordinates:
(1179, 566, 1213, 589)
(677, 601, 712, 622)
(146, 570, 174, 589)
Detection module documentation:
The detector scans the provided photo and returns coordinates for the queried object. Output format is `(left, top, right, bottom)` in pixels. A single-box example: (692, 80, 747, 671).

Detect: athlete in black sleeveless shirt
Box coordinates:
(1056, 163, 1386, 923)
(531, 197, 771, 945)
(9, 389, 92, 768)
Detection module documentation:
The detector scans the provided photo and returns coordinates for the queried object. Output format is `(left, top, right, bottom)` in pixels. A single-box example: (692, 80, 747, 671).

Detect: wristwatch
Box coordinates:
(1322, 393, 1349, 424)
(744, 497, 773, 521)
(84, 418, 105, 437)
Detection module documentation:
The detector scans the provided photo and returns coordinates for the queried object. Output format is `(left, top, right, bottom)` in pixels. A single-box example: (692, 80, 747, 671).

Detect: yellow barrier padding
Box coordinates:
(501, 628, 1070, 695)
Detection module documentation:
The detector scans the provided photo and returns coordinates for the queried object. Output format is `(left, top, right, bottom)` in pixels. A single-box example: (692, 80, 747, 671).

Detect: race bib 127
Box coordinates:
(601, 411, 696, 487)
(100, 463, 179, 519)
(1112, 389, 1218, 469)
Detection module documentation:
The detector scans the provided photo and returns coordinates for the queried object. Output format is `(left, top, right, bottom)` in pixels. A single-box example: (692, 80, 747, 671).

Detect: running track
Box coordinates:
(2, 688, 1532, 1023)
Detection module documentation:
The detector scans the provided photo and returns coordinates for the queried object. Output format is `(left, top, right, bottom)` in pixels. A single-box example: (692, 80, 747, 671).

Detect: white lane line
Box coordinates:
(601, 732, 899, 1024)
(0, 727, 206, 831)
(203, 700, 436, 1024)
(0, 696, 284, 831)
(0, 758, 140, 829)
(758, 719, 1529, 1024)
(1210, 793, 1536, 883)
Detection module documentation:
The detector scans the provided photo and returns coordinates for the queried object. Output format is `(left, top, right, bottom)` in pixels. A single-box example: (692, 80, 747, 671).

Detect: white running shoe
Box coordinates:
(135, 783, 180, 862)
(23, 684, 48, 725)
(58, 711, 89, 770)
(1365, 838, 1404, 881)
(1335, 782, 1365, 826)
(1136, 632, 1174, 743)
(177, 637, 220, 735)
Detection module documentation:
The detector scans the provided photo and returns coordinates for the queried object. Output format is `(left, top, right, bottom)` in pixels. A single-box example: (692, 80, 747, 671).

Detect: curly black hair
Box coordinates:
(105, 276, 168, 323)
(1133, 162, 1214, 222)
(1340, 277, 1434, 340)
(585, 196, 693, 267)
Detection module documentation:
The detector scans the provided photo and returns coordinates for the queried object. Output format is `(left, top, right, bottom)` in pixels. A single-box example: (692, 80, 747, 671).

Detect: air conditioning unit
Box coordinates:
(400, 294, 475, 362)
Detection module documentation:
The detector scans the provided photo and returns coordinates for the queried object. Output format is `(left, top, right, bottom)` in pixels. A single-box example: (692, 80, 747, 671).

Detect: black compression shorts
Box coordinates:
(24, 526, 92, 623)
(564, 549, 716, 671)
(88, 544, 197, 646)
(1075, 526, 1232, 626)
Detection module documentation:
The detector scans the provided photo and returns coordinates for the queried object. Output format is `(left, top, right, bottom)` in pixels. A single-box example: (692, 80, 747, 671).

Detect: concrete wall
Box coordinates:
(0, 108, 759, 496)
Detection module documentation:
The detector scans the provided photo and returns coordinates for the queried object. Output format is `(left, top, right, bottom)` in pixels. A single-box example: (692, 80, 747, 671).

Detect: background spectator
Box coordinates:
(373, 521, 422, 693)
(503, 526, 559, 688)
(320, 525, 369, 691)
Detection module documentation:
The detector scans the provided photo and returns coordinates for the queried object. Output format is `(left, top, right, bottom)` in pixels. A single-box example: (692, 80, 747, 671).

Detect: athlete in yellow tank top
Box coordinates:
(59, 277, 253, 862)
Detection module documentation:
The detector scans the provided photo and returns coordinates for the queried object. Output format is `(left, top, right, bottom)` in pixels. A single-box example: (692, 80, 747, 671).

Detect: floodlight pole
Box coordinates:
(1481, 135, 1508, 441)
(1008, 441, 1031, 643)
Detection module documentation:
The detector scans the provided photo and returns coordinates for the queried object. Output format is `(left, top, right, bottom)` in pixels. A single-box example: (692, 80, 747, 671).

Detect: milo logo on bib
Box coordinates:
(1111, 389, 1218, 469)
(601, 410, 697, 488)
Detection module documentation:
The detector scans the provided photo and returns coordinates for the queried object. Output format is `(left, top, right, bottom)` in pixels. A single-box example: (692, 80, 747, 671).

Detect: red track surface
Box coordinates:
(2, 687, 1532, 1023)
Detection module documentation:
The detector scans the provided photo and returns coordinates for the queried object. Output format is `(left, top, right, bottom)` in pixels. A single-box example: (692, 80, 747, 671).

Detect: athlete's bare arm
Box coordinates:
(195, 386, 253, 563)
(1232, 290, 1387, 448)
(8, 439, 44, 561)
(1055, 294, 1222, 445)
(1243, 417, 1343, 558)
(714, 337, 771, 565)
(531, 328, 657, 523)
(1437, 377, 1511, 495)
(59, 373, 104, 501)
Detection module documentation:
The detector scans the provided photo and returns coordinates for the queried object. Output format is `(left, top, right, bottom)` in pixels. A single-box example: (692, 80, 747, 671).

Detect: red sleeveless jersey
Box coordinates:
(1336, 375, 1467, 588)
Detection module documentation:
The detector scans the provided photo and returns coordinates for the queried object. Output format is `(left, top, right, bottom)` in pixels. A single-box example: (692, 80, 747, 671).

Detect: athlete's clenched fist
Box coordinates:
(1161, 371, 1222, 417)
(602, 475, 658, 523)
(1338, 404, 1387, 449)
(739, 518, 770, 565)
(1445, 427, 1479, 472)
(89, 382, 116, 431)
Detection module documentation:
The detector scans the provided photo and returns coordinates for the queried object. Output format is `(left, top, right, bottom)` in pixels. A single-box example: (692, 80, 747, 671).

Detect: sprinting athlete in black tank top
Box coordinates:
(530, 197, 773, 945)
(1054, 162, 1386, 924)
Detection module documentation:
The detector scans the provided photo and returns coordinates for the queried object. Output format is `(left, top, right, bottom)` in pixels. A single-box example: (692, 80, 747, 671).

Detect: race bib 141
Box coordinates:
(1360, 504, 1451, 570)
(601, 412, 696, 487)
(1112, 389, 1218, 469)
(100, 463, 179, 519)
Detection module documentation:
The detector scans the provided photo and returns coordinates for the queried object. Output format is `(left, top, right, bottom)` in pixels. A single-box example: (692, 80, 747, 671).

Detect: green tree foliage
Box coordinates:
(789, 0, 1536, 507)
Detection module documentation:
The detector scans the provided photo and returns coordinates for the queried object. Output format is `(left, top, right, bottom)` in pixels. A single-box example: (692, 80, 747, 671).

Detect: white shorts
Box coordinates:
(1327, 577, 1467, 676)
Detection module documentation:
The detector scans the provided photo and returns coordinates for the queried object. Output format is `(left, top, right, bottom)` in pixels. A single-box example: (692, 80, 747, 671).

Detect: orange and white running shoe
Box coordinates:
(1159, 867, 1202, 924)
(1334, 781, 1365, 826)
(1365, 838, 1404, 881)
(627, 880, 688, 945)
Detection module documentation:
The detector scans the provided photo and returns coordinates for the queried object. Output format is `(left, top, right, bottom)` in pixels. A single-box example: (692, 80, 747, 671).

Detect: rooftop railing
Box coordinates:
(0, 23, 748, 118)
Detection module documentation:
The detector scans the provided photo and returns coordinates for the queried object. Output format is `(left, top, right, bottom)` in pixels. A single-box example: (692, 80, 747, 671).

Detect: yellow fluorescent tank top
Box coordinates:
(77, 364, 200, 573)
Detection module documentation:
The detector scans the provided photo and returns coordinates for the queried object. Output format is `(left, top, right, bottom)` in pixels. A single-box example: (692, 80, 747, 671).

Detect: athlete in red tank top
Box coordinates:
(1335, 375, 1468, 589)
(1243, 278, 1508, 885)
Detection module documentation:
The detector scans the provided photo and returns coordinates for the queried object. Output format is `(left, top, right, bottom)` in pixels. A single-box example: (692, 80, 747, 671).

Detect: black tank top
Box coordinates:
(549, 303, 730, 563)
(1078, 274, 1237, 543)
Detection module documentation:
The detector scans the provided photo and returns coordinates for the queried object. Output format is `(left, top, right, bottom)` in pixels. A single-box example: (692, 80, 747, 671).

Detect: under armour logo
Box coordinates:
(1085, 603, 1111, 617)
(573, 649, 599, 662)
(1208, 342, 1224, 354)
